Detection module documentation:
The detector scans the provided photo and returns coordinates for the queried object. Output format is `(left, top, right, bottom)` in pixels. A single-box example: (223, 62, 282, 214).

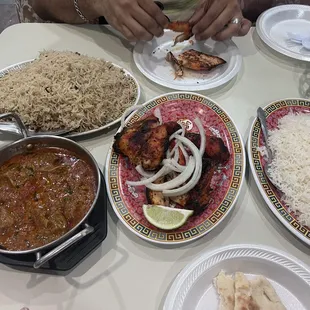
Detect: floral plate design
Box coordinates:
(105, 92, 246, 244)
(248, 99, 310, 245)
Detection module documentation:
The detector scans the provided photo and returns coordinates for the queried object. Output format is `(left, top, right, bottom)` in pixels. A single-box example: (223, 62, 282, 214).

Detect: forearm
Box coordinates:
(32, 0, 100, 23)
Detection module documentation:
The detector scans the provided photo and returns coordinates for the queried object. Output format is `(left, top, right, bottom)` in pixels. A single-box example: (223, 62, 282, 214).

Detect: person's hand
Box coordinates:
(95, 0, 168, 41)
(189, 0, 251, 41)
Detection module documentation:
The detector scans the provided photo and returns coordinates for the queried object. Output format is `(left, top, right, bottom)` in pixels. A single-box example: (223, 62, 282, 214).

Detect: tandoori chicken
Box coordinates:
(114, 112, 230, 217)
(166, 21, 193, 46)
(185, 159, 216, 215)
(114, 117, 181, 171)
(166, 50, 226, 78)
(166, 52, 183, 78)
(178, 49, 226, 71)
(185, 132, 230, 163)
(145, 133, 229, 215)
(146, 158, 219, 215)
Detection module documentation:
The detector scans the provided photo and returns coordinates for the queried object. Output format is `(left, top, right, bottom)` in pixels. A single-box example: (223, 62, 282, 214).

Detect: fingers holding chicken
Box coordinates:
(166, 21, 193, 45)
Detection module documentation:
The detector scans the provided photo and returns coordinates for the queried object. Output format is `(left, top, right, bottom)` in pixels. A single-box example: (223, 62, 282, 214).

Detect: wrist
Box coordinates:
(76, 0, 101, 21)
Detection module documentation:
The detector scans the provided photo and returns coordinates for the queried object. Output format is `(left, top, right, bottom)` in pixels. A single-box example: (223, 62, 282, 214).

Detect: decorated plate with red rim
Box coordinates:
(248, 99, 310, 246)
(105, 92, 246, 244)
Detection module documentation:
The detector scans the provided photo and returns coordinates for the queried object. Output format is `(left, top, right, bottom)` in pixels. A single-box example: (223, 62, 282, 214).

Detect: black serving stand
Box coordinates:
(0, 172, 107, 275)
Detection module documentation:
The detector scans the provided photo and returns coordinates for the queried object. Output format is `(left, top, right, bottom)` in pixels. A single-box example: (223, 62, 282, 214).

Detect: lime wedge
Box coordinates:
(143, 204, 194, 230)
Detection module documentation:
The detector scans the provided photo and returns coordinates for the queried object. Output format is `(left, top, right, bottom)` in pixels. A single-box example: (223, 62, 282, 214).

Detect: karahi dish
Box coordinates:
(0, 147, 96, 251)
(0, 112, 101, 264)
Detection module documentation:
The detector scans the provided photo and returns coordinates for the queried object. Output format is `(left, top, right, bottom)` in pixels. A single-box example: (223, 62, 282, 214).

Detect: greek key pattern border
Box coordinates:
(109, 94, 244, 242)
(250, 99, 310, 240)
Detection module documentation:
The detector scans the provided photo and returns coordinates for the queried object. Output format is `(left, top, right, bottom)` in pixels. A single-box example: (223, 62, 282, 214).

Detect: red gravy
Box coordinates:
(0, 147, 96, 251)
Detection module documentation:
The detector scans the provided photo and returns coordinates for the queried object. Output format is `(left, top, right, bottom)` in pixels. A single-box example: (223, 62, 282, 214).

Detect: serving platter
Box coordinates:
(256, 5, 310, 62)
(0, 60, 141, 138)
(164, 244, 310, 310)
(105, 92, 246, 244)
(133, 30, 242, 91)
(248, 99, 310, 245)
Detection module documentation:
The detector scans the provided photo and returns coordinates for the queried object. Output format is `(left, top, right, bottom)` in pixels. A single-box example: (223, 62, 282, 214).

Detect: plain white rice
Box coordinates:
(267, 112, 310, 227)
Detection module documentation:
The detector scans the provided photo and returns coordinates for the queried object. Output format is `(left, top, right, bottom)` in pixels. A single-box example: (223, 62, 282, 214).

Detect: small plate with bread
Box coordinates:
(164, 244, 310, 310)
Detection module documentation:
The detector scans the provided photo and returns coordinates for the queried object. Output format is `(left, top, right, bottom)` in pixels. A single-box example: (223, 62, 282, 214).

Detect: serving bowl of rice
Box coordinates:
(248, 99, 310, 245)
(0, 51, 140, 137)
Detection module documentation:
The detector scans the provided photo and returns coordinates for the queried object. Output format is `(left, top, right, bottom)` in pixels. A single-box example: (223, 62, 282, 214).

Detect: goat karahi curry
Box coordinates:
(0, 147, 96, 251)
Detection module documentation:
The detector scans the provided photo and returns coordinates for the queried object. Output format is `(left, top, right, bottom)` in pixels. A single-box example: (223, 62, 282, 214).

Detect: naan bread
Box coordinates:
(234, 272, 252, 310)
(250, 276, 286, 310)
(213, 272, 286, 310)
(213, 270, 235, 310)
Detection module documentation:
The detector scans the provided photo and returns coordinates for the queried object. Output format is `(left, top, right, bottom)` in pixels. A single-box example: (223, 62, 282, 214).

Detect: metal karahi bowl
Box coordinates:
(0, 113, 101, 268)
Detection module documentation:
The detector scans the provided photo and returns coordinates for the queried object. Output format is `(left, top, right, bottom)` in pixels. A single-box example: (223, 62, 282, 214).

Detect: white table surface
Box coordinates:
(0, 23, 309, 310)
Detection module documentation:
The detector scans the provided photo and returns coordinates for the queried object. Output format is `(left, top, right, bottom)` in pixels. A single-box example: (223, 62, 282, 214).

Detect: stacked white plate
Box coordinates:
(257, 5, 310, 61)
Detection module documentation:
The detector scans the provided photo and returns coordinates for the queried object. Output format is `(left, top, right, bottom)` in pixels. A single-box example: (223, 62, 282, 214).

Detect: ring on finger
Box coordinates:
(230, 17, 241, 25)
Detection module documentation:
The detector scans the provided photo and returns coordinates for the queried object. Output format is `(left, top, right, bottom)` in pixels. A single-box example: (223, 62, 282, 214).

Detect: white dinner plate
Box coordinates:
(133, 30, 242, 91)
(164, 244, 310, 310)
(0, 60, 141, 138)
(257, 5, 310, 61)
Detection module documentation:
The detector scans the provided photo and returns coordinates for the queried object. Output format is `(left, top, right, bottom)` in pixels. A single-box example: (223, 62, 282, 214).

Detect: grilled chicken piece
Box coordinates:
(114, 117, 180, 171)
(114, 115, 159, 163)
(146, 177, 170, 206)
(166, 21, 193, 46)
(141, 121, 181, 170)
(178, 49, 226, 71)
(164, 121, 183, 136)
(185, 132, 230, 163)
(185, 159, 216, 215)
(140, 125, 170, 170)
(178, 147, 186, 166)
(174, 32, 193, 45)
(170, 193, 189, 207)
(168, 159, 215, 215)
(146, 171, 190, 207)
(162, 170, 190, 207)
(167, 21, 191, 33)
(166, 52, 183, 78)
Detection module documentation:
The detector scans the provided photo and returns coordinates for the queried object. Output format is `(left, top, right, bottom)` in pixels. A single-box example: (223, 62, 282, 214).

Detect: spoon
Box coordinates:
(287, 32, 310, 50)
(256, 107, 278, 188)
